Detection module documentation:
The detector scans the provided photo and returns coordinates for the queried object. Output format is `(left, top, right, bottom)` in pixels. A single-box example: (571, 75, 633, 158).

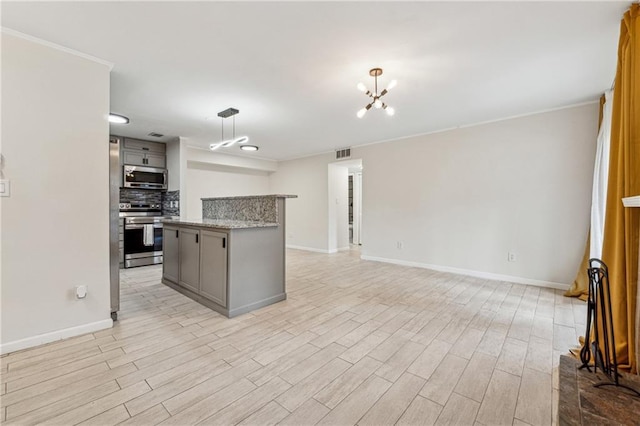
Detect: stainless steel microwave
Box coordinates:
(123, 165, 168, 190)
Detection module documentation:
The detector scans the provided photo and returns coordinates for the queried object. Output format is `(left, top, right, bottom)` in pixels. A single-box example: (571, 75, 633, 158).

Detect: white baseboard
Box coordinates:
(287, 244, 331, 254)
(0, 318, 113, 355)
(286, 245, 351, 254)
(360, 255, 570, 291)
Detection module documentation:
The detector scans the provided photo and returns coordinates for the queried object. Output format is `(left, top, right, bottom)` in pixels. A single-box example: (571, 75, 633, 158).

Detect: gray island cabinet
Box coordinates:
(162, 194, 296, 318)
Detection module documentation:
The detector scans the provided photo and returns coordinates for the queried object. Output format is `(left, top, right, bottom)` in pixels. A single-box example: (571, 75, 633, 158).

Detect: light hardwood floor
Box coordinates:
(1, 248, 586, 425)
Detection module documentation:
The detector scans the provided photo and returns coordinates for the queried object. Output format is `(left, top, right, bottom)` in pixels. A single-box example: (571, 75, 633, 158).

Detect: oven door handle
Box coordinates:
(125, 222, 163, 229)
(125, 224, 146, 230)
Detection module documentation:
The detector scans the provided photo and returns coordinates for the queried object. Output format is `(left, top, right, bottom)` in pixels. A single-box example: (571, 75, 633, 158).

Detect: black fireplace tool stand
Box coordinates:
(579, 258, 640, 397)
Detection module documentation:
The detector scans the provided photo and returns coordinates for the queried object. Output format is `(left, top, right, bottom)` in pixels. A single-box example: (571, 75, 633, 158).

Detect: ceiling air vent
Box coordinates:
(148, 132, 164, 138)
(336, 148, 351, 159)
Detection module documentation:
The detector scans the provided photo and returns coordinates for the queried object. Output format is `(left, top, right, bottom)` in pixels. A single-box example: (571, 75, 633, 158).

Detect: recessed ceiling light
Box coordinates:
(240, 145, 259, 152)
(109, 113, 130, 124)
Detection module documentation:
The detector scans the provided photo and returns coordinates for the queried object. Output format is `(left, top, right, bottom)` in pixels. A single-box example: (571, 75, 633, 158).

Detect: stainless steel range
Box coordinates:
(119, 202, 167, 268)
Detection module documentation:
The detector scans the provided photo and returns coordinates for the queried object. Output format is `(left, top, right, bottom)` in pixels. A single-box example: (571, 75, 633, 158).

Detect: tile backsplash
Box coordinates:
(162, 190, 180, 216)
(119, 188, 179, 216)
(119, 188, 162, 204)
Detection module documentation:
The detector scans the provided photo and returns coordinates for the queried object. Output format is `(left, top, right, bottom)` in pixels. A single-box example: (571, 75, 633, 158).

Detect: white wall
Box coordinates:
(270, 104, 598, 287)
(185, 162, 271, 219)
(178, 145, 276, 219)
(1, 33, 112, 353)
(269, 152, 334, 252)
(328, 164, 349, 252)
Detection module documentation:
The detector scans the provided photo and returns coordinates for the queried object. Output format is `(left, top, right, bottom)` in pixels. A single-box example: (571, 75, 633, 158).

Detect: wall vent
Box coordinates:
(148, 132, 164, 138)
(336, 148, 351, 159)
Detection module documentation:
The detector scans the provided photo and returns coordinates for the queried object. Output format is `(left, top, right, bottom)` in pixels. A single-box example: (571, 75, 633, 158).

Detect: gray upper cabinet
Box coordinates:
(123, 138, 166, 153)
(122, 150, 146, 167)
(199, 230, 228, 307)
(121, 138, 166, 168)
(145, 153, 166, 168)
(178, 228, 200, 293)
(163, 226, 180, 283)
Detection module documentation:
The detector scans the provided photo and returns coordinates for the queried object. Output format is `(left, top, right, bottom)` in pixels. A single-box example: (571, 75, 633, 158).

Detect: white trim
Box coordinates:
(0, 319, 113, 355)
(360, 255, 570, 291)
(1, 27, 114, 70)
(622, 196, 640, 208)
(287, 244, 331, 254)
(279, 100, 599, 162)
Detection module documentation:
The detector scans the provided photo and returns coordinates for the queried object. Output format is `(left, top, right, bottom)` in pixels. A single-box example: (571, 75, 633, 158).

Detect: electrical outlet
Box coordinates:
(397, 241, 403, 250)
(508, 252, 517, 262)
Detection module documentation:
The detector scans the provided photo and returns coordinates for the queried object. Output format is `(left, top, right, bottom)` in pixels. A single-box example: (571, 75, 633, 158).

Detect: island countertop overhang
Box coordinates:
(162, 218, 278, 229)
(200, 194, 298, 201)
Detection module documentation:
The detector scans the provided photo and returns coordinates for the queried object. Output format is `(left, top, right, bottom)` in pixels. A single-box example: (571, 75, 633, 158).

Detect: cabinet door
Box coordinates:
(199, 231, 228, 307)
(122, 150, 146, 166)
(123, 138, 166, 153)
(179, 228, 200, 293)
(163, 226, 180, 283)
(145, 153, 166, 168)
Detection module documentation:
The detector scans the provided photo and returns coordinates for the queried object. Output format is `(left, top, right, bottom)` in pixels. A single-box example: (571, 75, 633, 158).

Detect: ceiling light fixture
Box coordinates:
(209, 108, 251, 150)
(357, 68, 396, 118)
(240, 145, 259, 152)
(109, 113, 130, 124)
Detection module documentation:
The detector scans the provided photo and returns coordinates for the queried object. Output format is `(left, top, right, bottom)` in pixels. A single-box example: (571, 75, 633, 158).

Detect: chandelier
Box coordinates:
(209, 107, 250, 150)
(357, 68, 396, 118)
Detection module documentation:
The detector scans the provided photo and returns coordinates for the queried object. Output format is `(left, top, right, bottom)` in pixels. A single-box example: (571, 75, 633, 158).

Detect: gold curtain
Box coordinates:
(601, 4, 640, 374)
(564, 234, 590, 299)
(564, 96, 606, 300)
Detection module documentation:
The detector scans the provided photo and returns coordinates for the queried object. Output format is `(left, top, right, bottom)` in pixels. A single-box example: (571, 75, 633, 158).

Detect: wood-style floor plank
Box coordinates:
(0, 248, 581, 425)
(358, 372, 426, 425)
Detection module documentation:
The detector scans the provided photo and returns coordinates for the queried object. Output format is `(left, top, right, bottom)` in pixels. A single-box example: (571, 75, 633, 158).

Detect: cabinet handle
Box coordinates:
(196, 234, 199, 243)
(176, 230, 178, 238)
(222, 237, 226, 248)
(142, 147, 149, 151)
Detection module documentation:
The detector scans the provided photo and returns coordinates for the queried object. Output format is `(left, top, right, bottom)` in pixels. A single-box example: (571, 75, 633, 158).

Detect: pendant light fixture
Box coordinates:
(209, 107, 251, 150)
(357, 68, 396, 118)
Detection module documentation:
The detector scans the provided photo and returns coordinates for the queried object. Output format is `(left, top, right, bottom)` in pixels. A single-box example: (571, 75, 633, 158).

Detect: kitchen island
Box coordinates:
(161, 195, 296, 318)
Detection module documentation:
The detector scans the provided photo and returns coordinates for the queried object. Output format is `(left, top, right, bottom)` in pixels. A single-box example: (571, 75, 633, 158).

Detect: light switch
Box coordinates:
(0, 180, 10, 197)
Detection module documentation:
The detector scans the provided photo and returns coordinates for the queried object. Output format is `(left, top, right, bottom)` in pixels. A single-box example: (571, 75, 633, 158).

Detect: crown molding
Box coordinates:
(2, 27, 114, 71)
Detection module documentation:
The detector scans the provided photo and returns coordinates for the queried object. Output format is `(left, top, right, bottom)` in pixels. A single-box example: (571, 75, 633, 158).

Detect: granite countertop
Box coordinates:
(163, 217, 278, 229)
(200, 194, 298, 201)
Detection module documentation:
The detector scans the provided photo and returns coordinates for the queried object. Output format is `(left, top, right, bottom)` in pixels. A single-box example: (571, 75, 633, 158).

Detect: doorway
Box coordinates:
(328, 159, 362, 253)
(350, 171, 362, 245)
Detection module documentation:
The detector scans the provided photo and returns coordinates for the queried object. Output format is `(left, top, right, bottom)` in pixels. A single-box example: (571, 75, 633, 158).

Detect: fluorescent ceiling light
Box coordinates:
(109, 113, 129, 124)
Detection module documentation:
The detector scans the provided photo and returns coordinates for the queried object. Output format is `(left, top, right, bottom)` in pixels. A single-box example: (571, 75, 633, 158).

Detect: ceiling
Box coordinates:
(1, 1, 629, 161)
